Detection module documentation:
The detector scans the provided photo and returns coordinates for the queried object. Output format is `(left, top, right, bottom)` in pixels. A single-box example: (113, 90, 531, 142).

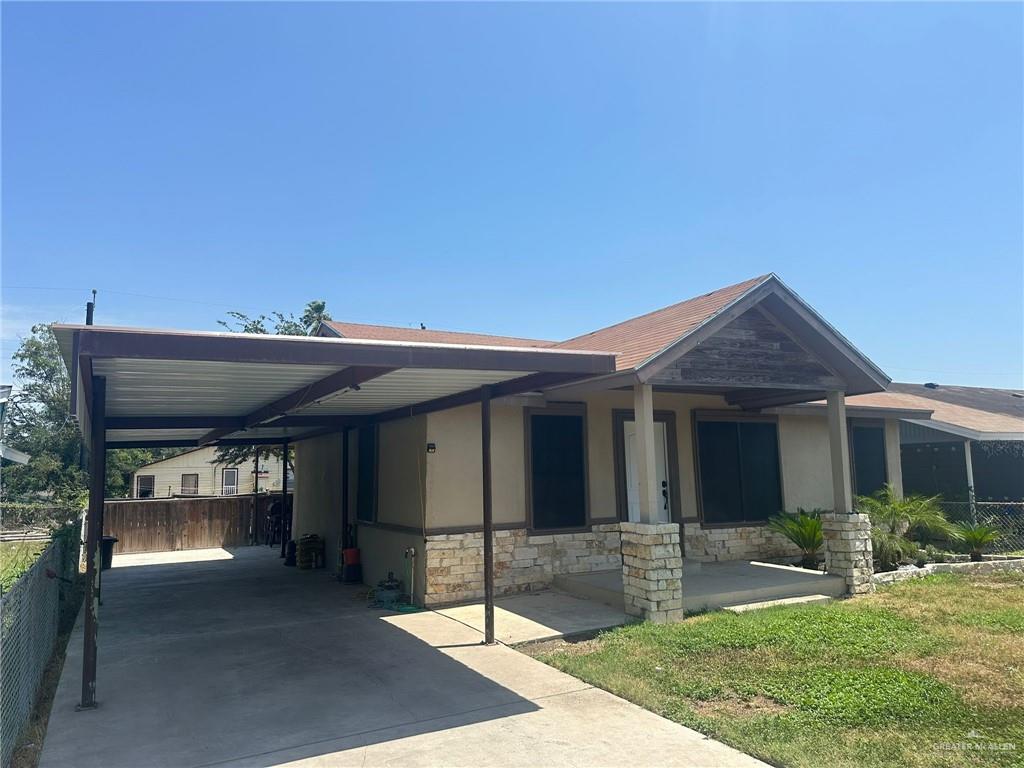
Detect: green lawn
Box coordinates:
(528, 573, 1024, 768)
(0, 540, 49, 591)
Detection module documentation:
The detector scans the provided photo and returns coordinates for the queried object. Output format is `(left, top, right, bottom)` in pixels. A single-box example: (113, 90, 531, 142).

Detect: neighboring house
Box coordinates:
(0, 385, 30, 465)
(843, 384, 1024, 503)
(129, 446, 288, 499)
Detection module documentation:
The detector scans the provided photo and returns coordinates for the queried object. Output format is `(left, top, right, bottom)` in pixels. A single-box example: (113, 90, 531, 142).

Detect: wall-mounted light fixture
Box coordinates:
(426, 443, 436, 453)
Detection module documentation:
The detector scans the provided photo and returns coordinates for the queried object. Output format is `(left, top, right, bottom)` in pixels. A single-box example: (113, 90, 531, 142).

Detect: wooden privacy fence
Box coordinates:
(103, 494, 285, 554)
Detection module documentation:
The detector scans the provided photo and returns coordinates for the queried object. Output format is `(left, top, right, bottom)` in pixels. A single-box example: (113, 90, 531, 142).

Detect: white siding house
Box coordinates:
(129, 447, 288, 499)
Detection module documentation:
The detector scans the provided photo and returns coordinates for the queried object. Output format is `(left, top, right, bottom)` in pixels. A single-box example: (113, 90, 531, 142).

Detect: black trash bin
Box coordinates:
(101, 536, 118, 570)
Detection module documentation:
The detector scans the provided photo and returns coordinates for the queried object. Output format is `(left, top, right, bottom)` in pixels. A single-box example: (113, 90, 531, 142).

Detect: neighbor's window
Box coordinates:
(222, 468, 239, 495)
(181, 473, 199, 495)
(528, 408, 588, 530)
(356, 427, 378, 522)
(696, 417, 782, 525)
(849, 422, 887, 497)
(136, 475, 155, 499)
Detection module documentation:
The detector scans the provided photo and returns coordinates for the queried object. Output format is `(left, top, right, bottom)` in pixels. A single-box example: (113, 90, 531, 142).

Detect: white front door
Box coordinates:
(624, 420, 671, 523)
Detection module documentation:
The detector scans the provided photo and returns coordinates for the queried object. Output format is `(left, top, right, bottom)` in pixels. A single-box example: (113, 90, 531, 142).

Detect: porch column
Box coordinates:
(80, 376, 106, 709)
(481, 385, 495, 644)
(633, 381, 659, 524)
(884, 419, 904, 499)
(963, 440, 977, 523)
(826, 390, 853, 514)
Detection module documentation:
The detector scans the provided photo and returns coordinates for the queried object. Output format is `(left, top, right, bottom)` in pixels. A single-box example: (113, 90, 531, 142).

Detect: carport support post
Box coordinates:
(481, 385, 495, 645)
(80, 376, 106, 709)
(280, 441, 290, 558)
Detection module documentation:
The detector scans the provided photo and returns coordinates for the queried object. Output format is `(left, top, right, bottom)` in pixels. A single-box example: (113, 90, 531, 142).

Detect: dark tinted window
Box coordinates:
(850, 424, 887, 496)
(136, 475, 155, 499)
(356, 427, 377, 522)
(530, 413, 587, 530)
(697, 420, 782, 524)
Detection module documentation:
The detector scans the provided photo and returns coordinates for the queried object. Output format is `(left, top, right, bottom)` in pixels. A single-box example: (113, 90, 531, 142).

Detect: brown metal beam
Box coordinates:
(481, 385, 495, 645)
(367, 372, 587, 426)
(198, 366, 395, 445)
(726, 388, 829, 410)
(80, 376, 105, 710)
(106, 416, 246, 430)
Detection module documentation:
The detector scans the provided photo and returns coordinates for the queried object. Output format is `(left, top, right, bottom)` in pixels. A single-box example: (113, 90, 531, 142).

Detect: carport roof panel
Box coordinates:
(53, 324, 616, 447)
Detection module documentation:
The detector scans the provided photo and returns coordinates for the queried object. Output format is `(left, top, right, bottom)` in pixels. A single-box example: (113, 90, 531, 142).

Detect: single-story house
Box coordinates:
(128, 446, 288, 499)
(56, 272, 930, 703)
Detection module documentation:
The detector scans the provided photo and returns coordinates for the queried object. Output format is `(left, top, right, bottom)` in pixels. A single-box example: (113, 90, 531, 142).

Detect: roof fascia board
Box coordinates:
(769, 404, 935, 420)
(902, 418, 1024, 443)
(69, 326, 615, 376)
(635, 277, 776, 383)
(762, 276, 891, 389)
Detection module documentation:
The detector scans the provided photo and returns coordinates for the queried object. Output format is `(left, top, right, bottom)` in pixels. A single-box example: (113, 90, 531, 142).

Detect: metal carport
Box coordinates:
(53, 323, 616, 709)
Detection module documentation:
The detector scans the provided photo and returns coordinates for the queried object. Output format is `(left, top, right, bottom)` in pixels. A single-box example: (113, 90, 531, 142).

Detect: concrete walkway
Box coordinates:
(41, 547, 766, 768)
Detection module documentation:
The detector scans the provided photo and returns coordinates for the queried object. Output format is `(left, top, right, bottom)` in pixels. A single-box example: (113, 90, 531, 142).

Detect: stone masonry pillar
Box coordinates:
(620, 522, 684, 623)
(821, 512, 874, 595)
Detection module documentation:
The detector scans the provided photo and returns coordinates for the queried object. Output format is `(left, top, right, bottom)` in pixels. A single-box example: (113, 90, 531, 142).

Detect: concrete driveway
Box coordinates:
(41, 547, 765, 768)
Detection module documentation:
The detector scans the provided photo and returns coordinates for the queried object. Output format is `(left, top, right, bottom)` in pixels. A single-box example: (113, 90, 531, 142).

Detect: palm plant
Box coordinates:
(954, 522, 1001, 562)
(856, 484, 959, 571)
(767, 508, 824, 570)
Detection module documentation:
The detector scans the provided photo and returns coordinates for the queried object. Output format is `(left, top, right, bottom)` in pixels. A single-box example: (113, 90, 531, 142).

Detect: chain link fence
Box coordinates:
(938, 501, 1024, 553)
(0, 535, 78, 768)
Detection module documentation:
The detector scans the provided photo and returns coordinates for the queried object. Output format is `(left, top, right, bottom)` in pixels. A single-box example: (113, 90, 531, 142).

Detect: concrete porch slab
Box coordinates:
(555, 559, 846, 612)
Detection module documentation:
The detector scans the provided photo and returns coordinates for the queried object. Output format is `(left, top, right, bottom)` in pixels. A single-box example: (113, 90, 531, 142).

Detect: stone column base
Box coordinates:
(619, 522, 684, 623)
(821, 512, 874, 595)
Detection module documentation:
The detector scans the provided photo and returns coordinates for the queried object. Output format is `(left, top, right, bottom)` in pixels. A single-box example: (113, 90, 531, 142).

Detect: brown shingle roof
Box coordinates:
(844, 391, 1024, 436)
(554, 275, 772, 370)
(322, 320, 555, 349)
(323, 275, 774, 369)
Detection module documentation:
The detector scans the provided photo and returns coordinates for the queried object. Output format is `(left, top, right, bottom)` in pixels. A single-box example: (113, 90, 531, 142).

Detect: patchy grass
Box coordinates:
(528, 573, 1024, 768)
(0, 540, 48, 591)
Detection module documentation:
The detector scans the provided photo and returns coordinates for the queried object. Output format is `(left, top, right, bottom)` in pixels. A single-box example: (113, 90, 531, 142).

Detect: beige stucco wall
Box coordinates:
(778, 414, 835, 511)
(292, 432, 345, 571)
(376, 417, 427, 528)
(425, 404, 525, 529)
(129, 446, 286, 499)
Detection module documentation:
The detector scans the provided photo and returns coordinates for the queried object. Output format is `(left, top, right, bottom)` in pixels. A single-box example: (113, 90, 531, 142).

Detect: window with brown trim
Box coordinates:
(526, 405, 588, 531)
(181, 473, 199, 495)
(694, 415, 782, 525)
(356, 426, 378, 522)
(849, 420, 887, 497)
(136, 474, 155, 499)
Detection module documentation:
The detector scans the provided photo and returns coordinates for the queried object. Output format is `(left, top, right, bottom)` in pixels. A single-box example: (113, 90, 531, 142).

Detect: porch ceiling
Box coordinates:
(53, 324, 616, 448)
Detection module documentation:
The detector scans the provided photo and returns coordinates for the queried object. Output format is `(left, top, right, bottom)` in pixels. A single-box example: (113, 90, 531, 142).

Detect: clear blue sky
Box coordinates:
(2, 2, 1021, 388)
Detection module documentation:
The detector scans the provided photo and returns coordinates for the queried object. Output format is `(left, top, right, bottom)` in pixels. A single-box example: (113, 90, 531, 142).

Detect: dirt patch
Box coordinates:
(519, 635, 603, 658)
(690, 694, 791, 719)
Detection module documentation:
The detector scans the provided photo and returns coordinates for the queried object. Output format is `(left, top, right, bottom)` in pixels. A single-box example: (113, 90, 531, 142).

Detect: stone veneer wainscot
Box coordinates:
(423, 524, 623, 606)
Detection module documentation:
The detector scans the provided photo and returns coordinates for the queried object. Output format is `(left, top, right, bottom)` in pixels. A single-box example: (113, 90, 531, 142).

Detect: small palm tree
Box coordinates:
(768, 508, 824, 570)
(954, 522, 1001, 562)
(856, 484, 958, 571)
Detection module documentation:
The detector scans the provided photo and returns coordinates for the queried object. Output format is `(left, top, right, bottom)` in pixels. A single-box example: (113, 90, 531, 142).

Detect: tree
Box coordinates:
(1, 324, 174, 504)
(217, 299, 331, 336)
(856, 484, 959, 571)
(212, 300, 330, 472)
